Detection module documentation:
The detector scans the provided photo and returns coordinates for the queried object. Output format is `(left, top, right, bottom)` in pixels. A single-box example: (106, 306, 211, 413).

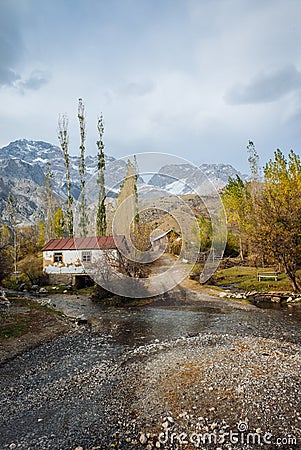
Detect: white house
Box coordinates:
(42, 236, 125, 285)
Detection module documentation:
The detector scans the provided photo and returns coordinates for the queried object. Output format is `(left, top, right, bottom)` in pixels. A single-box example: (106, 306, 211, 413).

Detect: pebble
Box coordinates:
(139, 433, 148, 444)
(0, 301, 300, 449)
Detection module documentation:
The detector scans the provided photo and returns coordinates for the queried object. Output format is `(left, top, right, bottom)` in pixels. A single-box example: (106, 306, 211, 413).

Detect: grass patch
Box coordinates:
(0, 296, 66, 343)
(0, 315, 31, 339)
(8, 296, 62, 315)
(92, 294, 154, 307)
(209, 266, 294, 292)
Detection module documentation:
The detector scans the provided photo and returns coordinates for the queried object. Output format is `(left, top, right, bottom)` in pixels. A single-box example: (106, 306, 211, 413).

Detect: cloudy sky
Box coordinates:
(1, 0, 301, 171)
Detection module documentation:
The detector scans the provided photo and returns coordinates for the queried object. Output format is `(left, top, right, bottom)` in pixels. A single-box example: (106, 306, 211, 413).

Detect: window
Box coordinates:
(53, 252, 63, 263)
(82, 250, 92, 262)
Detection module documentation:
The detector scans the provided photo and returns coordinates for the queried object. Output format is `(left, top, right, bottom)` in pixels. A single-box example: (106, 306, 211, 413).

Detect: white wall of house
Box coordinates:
(43, 249, 118, 275)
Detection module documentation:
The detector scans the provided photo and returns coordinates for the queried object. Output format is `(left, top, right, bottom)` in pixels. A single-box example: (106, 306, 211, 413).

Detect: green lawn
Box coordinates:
(209, 266, 295, 292)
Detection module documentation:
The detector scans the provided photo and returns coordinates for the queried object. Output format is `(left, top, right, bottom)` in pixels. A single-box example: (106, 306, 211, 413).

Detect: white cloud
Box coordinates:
(225, 65, 301, 105)
(1, 0, 301, 170)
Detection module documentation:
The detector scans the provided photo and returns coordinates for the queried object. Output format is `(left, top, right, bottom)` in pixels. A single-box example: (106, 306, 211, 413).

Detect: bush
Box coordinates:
(189, 263, 203, 280)
(0, 249, 12, 283)
(18, 254, 49, 286)
(224, 230, 240, 258)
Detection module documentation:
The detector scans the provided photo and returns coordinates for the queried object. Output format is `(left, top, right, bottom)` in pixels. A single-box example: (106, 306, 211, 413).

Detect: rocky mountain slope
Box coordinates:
(0, 140, 126, 223)
(0, 139, 246, 224)
(148, 163, 245, 196)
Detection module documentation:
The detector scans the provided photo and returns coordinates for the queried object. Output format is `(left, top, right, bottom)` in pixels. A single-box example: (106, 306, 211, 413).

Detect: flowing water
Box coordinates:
(45, 288, 301, 346)
(1, 289, 301, 449)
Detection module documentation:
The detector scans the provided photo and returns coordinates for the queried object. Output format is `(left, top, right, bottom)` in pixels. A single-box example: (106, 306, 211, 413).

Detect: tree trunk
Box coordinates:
(284, 266, 301, 292)
(239, 234, 244, 262)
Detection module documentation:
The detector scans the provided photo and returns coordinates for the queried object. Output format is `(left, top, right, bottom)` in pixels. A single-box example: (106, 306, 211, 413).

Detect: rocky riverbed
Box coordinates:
(0, 288, 300, 449)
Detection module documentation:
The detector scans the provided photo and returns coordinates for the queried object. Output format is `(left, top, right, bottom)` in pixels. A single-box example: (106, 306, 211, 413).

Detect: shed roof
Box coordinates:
(150, 229, 179, 243)
(41, 236, 125, 251)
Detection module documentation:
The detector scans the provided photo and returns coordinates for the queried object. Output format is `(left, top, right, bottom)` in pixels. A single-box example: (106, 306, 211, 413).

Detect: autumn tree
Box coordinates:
(37, 222, 46, 249)
(18, 254, 47, 285)
(253, 149, 301, 291)
(114, 159, 150, 277)
(78, 98, 89, 237)
(115, 159, 139, 237)
(96, 114, 107, 236)
(0, 223, 12, 282)
(197, 216, 212, 252)
(19, 225, 42, 258)
(53, 207, 65, 238)
(58, 114, 73, 237)
(222, 175, 252, 261)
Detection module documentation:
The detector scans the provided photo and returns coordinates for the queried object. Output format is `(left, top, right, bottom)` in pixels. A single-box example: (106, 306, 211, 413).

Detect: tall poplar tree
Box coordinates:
(44, 162, 54, 241)
(7, 193, 19, 280)
(222, 175, 251, 261)
(96, 114, 107, 236)
(115, 159, 139, 237)
(247, 140, 261, 183)
(115, 159, 151, 277)
(58, 114, 73, 238)
(78, 98, 88, 237)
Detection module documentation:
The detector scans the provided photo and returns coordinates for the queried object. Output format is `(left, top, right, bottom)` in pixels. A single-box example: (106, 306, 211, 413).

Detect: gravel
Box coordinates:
(0, 296, 300, 449)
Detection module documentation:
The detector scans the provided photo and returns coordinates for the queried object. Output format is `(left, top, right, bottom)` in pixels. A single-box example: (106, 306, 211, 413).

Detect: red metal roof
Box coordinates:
(41, 236, 125, 251)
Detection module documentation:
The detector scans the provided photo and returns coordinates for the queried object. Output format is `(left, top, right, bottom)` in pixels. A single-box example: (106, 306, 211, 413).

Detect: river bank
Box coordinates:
(0, 295, 72, 363)
(0, 287, 300, 449)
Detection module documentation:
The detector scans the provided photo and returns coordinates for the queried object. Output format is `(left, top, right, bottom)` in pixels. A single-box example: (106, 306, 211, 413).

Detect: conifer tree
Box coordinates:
(96, 114, 107, 236)
(58, 114, 73, 237)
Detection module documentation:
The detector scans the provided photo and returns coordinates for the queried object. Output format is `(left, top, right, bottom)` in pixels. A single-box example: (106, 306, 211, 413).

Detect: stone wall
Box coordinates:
(48, 273, 73, 285)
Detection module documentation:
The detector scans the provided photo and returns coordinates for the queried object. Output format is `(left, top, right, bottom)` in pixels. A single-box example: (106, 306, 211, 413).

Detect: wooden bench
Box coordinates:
(257, 271, 278, 281)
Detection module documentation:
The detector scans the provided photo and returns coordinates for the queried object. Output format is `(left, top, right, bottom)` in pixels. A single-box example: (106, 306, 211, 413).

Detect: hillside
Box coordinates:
(0, 139, 246, 224)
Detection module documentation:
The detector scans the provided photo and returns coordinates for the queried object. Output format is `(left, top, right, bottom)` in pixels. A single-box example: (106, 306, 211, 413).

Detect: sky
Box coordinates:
(1, 0, 301, 172)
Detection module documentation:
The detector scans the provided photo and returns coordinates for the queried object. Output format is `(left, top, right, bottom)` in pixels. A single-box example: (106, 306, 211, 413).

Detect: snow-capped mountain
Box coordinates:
(0, 139, 246, 223)
(148, 163, 245, 196)
(0, 139, 126, 223)
(0, 139, 120, 199)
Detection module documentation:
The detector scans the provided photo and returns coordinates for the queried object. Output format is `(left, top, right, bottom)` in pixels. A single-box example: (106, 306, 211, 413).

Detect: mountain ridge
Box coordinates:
(0, 139, 246, 223)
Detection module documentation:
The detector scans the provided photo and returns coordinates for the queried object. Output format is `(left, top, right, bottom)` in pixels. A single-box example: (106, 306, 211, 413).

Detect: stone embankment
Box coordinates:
(219, 289, 301, 304)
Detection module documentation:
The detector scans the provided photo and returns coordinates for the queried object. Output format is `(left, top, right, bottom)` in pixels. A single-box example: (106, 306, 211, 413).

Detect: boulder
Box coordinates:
(39, 287, 47, 294)
(271, 296, 281, 303)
